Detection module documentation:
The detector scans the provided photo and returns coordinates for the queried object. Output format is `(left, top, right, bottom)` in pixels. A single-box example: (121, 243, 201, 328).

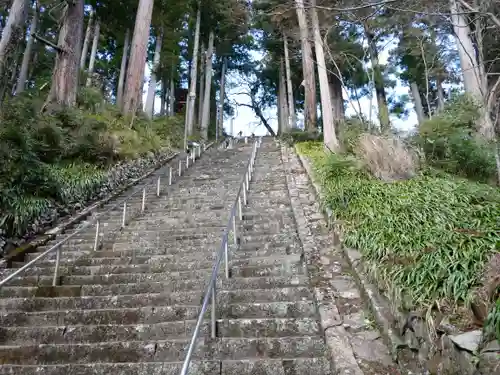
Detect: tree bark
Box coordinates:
(364, 24, 390, 132)
(169, 66, 175, 116)
(116, 28, 130, 109)
(0, 0, 29, 80)
(278, 57, 289, 135)
(86, 19, 100, 87)
(283, 32, 296, 130)
(184, 5, 201, 142)
(449, 0, 494, 139)
(217, 56, 227, 139)
(329, 72, 344, 123)
(16, 0, 38, 94)
(294, 0, 317, 131)
(310, 0, 339, 151)
(80, 9, 93, 69)
(122, 0, 155, 115)
(410, 81, 426, 125)
(200, 30, 214, 139)
(436, 77, 445, 112)
(145, 29, 163, 118)
(160, 76, 166, 115)
(45, 0, 84, 107)
(197, 43, 205, 128)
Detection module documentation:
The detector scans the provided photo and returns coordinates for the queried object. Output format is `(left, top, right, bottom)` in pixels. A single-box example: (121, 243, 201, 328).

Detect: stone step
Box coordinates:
(0, 317, 320, 345)
(0, 300, 317, 326)
(0, 357, 332, 375)
(13, 251, 300, 272)
(0, 275, 308, 298)
(0, 336, 326, 364)
(0, 286, 312, 311)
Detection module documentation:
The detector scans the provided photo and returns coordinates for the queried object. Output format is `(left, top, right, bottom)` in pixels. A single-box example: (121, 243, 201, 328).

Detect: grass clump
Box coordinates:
(296, 141, 500, 328)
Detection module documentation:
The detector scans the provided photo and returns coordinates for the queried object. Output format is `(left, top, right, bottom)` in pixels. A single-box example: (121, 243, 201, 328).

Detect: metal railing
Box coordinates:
(0, 142, 217, 288)
(179, 137, 262, 375)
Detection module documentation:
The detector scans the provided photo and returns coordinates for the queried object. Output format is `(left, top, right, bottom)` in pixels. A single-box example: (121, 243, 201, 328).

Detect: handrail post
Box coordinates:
(232, 217, 237, 245)
(169, 167, 173, 185)
(178, 160, 182, 176)
(121, 202, 127, 227)
(93, 220, 100, 251)
(242, 181, 247, 205)
(224, 241, 229, 279)
(52, 247, 61, 286)
(238, 196, 242, 220)
(141, 187, 146, 212)
(211, 284, 216, 339)
(186, 155, 189, 169)
(157, 176, 161, 197)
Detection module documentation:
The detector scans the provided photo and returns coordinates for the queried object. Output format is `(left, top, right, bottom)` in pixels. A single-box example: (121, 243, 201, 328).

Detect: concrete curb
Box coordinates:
(292, 145, 405, 361)
(281, 145, 364, 375)
(1, 142, 217, 266)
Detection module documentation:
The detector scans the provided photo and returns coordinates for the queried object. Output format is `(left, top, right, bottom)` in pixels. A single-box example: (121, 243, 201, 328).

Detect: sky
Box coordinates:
(142, 39, 419, 137)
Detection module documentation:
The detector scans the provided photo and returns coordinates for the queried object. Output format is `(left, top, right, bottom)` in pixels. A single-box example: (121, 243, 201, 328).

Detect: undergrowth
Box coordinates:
(0, 90, 185, 239)
(296, 141, 500, 334)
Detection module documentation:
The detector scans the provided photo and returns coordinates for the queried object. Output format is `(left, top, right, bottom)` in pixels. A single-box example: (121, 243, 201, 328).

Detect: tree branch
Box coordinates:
(237, 102, 276, 136)
(33, 33, 63, 52)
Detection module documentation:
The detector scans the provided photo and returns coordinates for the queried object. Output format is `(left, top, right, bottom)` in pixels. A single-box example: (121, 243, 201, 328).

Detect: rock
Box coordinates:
(449, 330, 482, 353)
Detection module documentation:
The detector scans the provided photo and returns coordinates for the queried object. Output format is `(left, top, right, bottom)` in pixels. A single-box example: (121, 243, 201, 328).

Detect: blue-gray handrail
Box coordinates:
(179, 137, 261, 375)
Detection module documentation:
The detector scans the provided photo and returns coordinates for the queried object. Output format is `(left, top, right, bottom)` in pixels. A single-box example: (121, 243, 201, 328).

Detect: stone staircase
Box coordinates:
(0, 138, 332, 374)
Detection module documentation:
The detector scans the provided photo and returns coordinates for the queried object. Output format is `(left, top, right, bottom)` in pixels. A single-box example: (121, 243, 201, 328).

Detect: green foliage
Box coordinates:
(415, 95, 497, 182)
(280, 129, 323, 146)
(297, 141, 500, 319)
(0, 95, 181, 239)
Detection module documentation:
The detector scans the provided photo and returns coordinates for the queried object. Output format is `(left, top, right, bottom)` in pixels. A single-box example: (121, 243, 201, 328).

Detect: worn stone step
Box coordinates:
(0, 336, 326, 364)
(0, 286, 312, 312)
(0, 317, 320, 345)
(0, 274, 308, 298)
(0, 301, 317, 327)
(0, 357, 332, 375)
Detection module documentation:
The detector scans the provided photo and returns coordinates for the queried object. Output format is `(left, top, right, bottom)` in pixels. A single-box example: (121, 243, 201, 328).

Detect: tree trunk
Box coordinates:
(86, 19, 100, 87)
(200, 30, 214, 139)
(122, 0, 155, 115)
(184, 5, 201, 144)
(410, 81, 425, 125)
(283, 32, 296, 130)
(197, 43, 205, 128)
(278, 57, 289, 135)
(80, 9, 93, 69)
(329, 72, 344, 123)
(116, 28, 130, 109)
(217, 56, 227, 140)
(449, 0, 494, 139)
(16, 1, 38, 94)
(310, 0, 339, 151)
(436, 77, 445, 112)
(364, 24, 390, 132)
(160, 76, 166, 115)
(0, 0, 29, 80)
(45, 0, 84, 107)
(294, 0, 317, 131)
(145, 29, 163, 118)
(169, 66, 175, 116)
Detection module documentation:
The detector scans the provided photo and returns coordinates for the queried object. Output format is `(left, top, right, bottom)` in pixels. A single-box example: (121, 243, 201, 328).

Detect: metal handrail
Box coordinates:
(179, 137, 262, 375)
(0, 141, 220, 288)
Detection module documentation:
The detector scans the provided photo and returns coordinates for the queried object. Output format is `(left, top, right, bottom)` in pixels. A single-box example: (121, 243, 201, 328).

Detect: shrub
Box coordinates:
(415, 94, 497, 182)
(280, 128, 322, 145)
(0, 94, 182, 239)
(355, 133, 418, 181)
(297, 141, 500, 330)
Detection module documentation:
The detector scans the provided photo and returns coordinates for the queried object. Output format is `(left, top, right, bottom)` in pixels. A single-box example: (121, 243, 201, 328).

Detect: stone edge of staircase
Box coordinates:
(280, 144, 366, 375)
(0, 143, 215, 267)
